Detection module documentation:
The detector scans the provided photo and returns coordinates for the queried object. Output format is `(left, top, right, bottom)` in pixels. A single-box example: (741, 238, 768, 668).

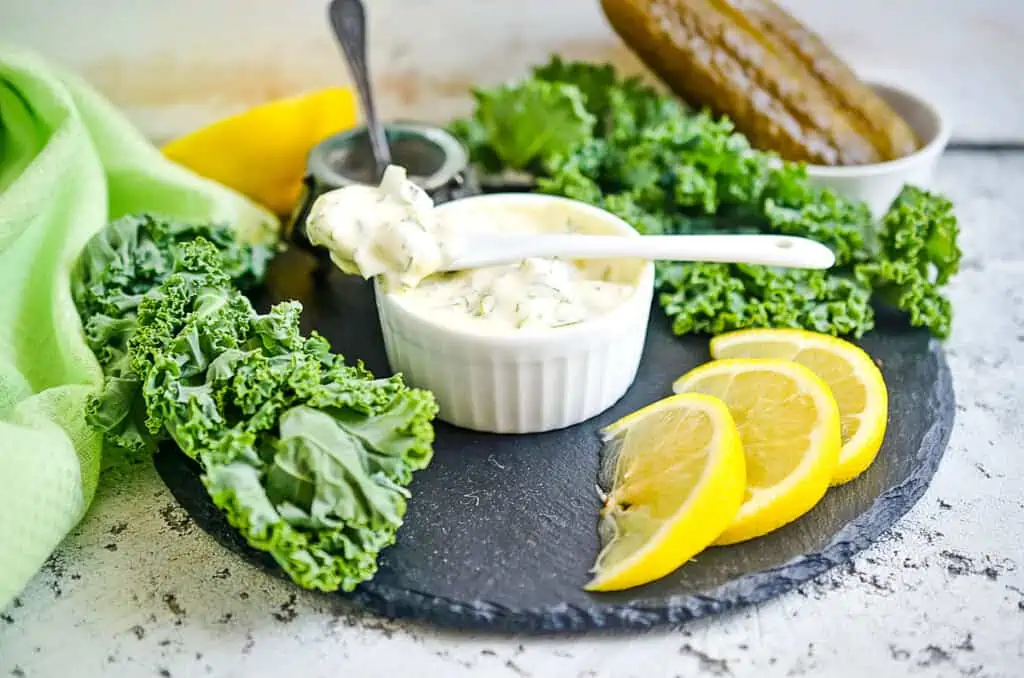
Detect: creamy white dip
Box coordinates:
(305, 164, 637, 332)
(306, 165, 460, 288)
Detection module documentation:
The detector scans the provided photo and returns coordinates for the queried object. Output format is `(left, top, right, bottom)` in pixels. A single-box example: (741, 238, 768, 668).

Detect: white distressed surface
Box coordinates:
(0, 151, 1022, 678)
(0, 0, 1022, 144)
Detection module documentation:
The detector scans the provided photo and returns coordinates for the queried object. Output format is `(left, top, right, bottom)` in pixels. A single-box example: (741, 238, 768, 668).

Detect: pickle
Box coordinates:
(600, 0, 911, 165)
(720, 0, 919, 160)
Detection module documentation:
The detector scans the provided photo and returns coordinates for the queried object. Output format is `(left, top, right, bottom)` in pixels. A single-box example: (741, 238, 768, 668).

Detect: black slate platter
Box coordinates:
(154, 247, 955, 633)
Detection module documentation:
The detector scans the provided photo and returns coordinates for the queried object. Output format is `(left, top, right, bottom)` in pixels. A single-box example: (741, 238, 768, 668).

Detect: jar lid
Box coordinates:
(307, 122, 469, 193)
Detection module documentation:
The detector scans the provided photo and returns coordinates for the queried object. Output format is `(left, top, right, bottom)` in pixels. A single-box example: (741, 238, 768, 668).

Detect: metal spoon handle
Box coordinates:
(328, 0, 391, 176)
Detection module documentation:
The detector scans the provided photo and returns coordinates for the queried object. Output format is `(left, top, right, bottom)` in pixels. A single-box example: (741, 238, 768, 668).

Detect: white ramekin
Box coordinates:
(374, 193, 655, 434)
(805, 82, 951, 218)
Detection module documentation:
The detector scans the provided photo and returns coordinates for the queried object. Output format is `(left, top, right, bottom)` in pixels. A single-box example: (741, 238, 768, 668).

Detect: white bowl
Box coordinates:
(805, 82, 951, 218)
(374, 194, 656, 434)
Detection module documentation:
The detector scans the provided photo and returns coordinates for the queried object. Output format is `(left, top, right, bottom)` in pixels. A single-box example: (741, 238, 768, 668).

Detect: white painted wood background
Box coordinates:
(2, 0, 1022, 144)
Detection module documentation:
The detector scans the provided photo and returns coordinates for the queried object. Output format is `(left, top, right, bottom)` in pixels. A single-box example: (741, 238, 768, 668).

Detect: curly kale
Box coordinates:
(75, 221, 437, 593)
(658, 264, 874, 337)
(450, 79, 595, 172)
(852, 186, 961, 337)
(452, 58, 961, 338)
(72, 214, 273, 453)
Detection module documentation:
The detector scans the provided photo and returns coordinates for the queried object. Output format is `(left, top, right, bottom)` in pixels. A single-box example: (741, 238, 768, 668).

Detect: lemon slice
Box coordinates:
(672, 359, 840, 545)
(586, 394, 745, 592)
(709, 329, 888, 485)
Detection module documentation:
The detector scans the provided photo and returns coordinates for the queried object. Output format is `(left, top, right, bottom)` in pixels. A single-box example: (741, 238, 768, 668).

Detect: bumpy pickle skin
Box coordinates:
(719, 0, 919, 161)
(600, 0, 891, 165)
(701, 0, 883, 165)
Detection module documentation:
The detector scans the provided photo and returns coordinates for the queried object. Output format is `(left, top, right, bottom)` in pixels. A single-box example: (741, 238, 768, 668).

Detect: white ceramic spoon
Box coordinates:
(439, 233, 835, 272)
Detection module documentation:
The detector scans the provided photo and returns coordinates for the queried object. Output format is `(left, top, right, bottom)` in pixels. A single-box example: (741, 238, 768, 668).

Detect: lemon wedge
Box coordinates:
(709, 329, 888, 485)
(672, 359, 840, 545)
(163, 88, 358, 215)
(586, 393, 746, 592)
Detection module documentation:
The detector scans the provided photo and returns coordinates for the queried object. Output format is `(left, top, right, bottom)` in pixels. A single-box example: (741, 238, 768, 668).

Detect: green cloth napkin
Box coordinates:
(0, 46, 276, 608)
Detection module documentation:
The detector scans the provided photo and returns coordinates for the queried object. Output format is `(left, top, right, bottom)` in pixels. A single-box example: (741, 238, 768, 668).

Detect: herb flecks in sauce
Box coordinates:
(404, 252, 633, 331)
(306, 165, 460, 288)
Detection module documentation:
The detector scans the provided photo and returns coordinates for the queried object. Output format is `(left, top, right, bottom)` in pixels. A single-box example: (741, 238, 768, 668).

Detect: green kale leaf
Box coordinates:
(74, 214, 272, 455)
(451, 79, 595, 172)
(462, 57, 960, 338)
(76, 227, 438, 593)
(853, 186, 961, 337)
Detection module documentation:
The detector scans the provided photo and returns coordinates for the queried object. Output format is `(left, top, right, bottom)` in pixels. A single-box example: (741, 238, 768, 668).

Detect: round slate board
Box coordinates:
(154, 248, 955, 633)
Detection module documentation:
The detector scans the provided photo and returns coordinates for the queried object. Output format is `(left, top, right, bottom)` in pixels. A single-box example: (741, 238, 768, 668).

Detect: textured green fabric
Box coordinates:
(0, 46, 275, 608)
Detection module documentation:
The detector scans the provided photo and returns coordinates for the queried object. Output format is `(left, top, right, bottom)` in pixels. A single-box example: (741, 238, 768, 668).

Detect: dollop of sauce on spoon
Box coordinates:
(306, 165, 460, 288)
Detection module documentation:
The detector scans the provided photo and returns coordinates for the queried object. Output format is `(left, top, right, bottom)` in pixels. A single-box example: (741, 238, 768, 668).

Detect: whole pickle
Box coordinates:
(600, 0, 905, 165)
(721, 0, 919, 160)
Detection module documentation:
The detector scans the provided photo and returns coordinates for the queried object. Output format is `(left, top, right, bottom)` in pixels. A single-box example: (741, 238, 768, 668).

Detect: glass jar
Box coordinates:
(284, 122, 479, 259)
